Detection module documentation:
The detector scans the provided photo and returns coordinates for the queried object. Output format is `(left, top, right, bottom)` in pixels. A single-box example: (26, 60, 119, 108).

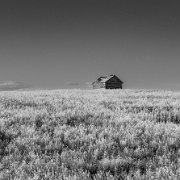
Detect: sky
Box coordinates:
(0, 0, 180, 90)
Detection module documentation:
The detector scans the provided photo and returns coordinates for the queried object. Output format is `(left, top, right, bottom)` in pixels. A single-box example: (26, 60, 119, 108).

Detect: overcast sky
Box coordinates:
(0, 0, 180, 90)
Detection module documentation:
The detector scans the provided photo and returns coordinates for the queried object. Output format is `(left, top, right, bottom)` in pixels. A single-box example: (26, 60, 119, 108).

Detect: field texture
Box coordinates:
(0, 89, 180, 179)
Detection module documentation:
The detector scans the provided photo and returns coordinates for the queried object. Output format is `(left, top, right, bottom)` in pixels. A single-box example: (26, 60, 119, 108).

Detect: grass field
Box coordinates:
(0, 89, 180, 179)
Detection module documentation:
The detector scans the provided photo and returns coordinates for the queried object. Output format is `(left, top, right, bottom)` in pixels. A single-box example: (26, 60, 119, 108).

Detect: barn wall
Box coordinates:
(105, 77, 123, 89)
(107, 76, 122, 83)
(105, 82, 122, 89)
(92, 82, 105, 89)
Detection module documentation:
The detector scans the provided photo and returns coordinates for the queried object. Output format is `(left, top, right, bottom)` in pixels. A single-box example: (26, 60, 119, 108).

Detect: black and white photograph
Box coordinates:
(0, 0, 180, 179)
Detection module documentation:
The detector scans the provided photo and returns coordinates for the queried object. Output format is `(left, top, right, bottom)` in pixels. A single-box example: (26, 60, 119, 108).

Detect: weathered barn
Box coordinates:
(92, 75, 123, 89)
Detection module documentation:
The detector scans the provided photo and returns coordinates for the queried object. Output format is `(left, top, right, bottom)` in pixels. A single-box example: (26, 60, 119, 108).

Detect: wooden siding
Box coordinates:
(106, 76, 122, 84)
(105, 76, 122, 89)
(92, 82, 105, 89)
(105, 83, 122, 89)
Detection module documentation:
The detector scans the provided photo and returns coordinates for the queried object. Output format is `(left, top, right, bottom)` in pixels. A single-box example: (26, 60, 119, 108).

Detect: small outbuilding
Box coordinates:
(92, 74, 124, 89)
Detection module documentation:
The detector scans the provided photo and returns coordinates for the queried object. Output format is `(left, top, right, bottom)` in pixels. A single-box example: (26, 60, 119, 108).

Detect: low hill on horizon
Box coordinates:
(0, 81, 31, 91)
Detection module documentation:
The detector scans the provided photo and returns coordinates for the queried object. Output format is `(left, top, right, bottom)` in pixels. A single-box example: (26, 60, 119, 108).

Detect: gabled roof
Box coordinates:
(92, 75, 123, 84)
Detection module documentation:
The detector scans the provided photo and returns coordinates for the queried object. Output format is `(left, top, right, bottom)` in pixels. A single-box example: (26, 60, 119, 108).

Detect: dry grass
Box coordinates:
(0, 89, 180, 179)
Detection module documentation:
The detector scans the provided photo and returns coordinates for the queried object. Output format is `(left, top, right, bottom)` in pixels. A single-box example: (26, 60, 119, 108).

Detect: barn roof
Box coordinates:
(92, 75, 123, 84)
